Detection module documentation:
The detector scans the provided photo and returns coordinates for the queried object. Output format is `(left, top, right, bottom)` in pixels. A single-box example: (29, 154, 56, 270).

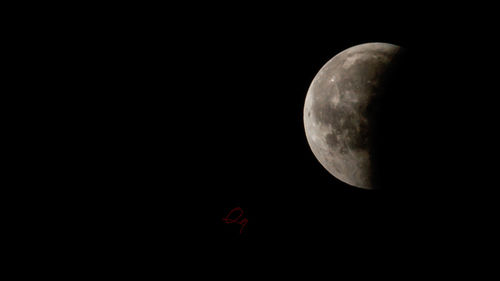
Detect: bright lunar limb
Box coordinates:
(304, 42, 402, 189)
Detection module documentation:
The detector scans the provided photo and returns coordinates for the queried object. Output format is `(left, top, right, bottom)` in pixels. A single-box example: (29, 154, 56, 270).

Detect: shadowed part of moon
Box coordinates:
(304, 42, 404, 189)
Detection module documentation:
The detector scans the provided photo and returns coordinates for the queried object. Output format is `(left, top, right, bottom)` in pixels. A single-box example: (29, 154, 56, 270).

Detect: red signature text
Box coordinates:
(222, 207, 248, 234)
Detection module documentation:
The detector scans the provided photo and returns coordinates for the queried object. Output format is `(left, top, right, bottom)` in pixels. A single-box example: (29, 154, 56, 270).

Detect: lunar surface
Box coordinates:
(304, 42, 402, 189)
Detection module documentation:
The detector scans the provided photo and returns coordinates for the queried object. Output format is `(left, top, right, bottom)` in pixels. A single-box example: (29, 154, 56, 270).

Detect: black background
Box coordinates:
(21, 3, 500, 275)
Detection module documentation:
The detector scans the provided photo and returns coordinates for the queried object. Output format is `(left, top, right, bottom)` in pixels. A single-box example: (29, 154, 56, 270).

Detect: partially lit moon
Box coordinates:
(304, 42, 402, 189)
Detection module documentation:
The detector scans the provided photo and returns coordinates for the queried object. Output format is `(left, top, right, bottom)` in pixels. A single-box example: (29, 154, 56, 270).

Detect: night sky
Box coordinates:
(58, 4, 500, 273)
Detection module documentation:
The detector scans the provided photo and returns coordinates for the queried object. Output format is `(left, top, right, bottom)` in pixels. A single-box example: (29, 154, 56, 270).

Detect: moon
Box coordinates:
(303, 42, 403, 189)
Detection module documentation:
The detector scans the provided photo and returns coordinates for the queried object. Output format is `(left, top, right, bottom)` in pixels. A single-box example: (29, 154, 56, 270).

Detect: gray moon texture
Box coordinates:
(304, 42, 401, 189)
